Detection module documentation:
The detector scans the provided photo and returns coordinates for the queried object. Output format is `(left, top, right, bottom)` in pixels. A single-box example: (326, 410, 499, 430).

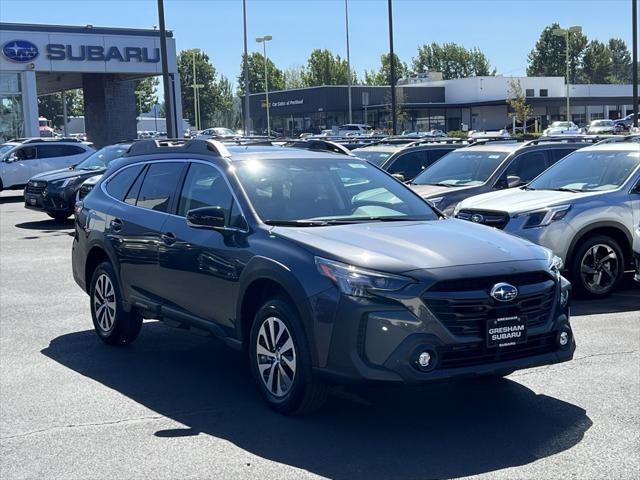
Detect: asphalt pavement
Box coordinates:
(0, 190, 638, 480)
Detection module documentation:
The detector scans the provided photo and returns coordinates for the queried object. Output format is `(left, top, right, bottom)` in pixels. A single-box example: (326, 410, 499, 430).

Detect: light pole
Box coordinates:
(242, 0, 251, 134)
(345, 0, 352, 124)
(157, 0, 174, 137)
(191, 51, 204, 130)
(632, 0, 638, 128)
(256, 35, 272, 136)
(553, 25, 581, 122)
(387, 0, 397, 135)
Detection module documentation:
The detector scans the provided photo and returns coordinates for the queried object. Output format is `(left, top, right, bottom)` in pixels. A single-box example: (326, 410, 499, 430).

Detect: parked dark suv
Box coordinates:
(72, 139, 574, 414)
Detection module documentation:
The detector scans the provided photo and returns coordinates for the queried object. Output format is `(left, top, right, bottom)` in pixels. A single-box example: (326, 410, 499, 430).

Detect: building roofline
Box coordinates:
(0, 22, 173, 38)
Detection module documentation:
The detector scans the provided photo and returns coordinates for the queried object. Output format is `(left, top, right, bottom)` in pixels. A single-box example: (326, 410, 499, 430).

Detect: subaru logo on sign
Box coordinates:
(2, 40, 39, 62)
(470, 213, 484, 223)
(490, 283, 518, 302)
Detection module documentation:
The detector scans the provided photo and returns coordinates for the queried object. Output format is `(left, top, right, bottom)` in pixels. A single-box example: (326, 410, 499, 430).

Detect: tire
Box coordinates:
(249, 296, 328, 415)
(47, 212, 71, 221)
(570, 235, 625, 298)
(89, 262, 142, 345)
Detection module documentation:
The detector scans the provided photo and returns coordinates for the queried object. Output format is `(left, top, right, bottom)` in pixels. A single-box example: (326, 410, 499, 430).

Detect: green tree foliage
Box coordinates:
(364, 53, 408, 85)
(236, 52, 285, 97)
(527, 23, 588, 82)
(283, 65, 306, 89)
(37, 89, 84, 129)
(178, 48, 233, 128)
(134, 76, 159, 116)
(581, 40, 613, 84)
(301, 48, 355, 86)
(210, 75, 241, 128)
(506, 79, 533, 132)
(412, 42, 495, 79)
(607, 38, 632, 83)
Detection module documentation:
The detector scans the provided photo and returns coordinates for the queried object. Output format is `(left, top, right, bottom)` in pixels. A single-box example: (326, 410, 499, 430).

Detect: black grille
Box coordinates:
(438, 333, 557, 369)
(423, 273, 556, 336)
(456, 209, 510, 229)
(25, 182, 46, 195)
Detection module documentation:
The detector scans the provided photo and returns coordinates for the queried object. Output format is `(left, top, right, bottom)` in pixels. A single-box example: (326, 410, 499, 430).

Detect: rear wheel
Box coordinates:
(47, 212, 71, 221)
(89, 262, 142, 345)
(570, 235, 624, 298)
(249, 297, 327, 415)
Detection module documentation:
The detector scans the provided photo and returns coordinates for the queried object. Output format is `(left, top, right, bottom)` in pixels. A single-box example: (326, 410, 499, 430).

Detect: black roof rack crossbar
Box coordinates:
(521, 135, 611, 147)
(125, 138, 231, 157)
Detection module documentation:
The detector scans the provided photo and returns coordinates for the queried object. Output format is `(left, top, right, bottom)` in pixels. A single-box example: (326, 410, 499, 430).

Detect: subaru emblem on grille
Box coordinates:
(470, 213, 484, 223)
(490, 283, 518, 302)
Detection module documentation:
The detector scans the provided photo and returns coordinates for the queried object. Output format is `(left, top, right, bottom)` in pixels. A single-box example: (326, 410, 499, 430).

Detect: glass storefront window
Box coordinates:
(0, 73, 23, 142)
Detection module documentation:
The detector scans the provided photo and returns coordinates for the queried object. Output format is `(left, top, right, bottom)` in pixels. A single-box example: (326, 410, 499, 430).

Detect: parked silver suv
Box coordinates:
(455, 140, 640, 297)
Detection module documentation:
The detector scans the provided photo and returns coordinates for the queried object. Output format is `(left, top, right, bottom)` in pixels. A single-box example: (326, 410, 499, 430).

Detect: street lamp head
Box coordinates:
(256, 35, 273, 43)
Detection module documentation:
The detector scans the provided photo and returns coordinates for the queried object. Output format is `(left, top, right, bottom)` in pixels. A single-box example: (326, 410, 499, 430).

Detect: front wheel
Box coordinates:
(249, 297, 327, 415)
(570, 235, 624, 298)
(89, 262, 142, 345)
(47, 212, 71, 221)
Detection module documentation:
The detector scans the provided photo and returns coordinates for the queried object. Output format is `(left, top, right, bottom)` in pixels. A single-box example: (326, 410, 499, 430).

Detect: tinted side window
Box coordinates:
(387, 151, 427, 179)
(124, 166, 146, 205)
(61, 145, 87, 156)
(504, 151, 549, 183)
(106, 164, 144, 201)
(36, 145, 67, 158)
(136, 162, 184, 213)
(177, 163, 234, 220)
(548, 148, 577, 165)
(16, 146, 37, 160)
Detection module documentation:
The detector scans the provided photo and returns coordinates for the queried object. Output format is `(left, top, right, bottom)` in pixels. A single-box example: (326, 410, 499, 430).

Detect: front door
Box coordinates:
(3, 146, 36, 187)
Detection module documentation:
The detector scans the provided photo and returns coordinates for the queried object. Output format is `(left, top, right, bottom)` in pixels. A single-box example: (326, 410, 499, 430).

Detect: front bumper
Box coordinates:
(634, 251, 640, 283)
(24, 186, 76, 214)
(313, 270, 574, 384)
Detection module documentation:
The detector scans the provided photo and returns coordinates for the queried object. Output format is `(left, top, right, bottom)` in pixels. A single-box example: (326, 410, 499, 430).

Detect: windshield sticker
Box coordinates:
(348, 163, 367, 168)
(488, 154, 501, 159)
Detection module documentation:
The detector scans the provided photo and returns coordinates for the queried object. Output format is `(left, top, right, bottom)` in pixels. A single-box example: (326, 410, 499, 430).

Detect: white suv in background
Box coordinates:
(0, 138, 94, 190)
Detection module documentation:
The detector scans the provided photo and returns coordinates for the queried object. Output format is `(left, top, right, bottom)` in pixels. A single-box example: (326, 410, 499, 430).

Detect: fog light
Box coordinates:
(418, 351, 431, 368)
(559, 331, 570, 347)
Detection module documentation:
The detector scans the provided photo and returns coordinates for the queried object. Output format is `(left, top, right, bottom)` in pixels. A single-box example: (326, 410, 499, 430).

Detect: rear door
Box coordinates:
(35, 144, 88, 174)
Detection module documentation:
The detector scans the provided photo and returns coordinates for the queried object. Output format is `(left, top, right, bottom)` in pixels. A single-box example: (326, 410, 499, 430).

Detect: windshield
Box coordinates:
(0, 144, 17, 158)
(411, 150, 508, 187)
(234, 158, 438, 224)
(528, 149, 640, 192)
(353, 149, 394, 166)
(75, 144, 130, 170)
(590, 120, 614, 127)
(551, 122, 572, 128)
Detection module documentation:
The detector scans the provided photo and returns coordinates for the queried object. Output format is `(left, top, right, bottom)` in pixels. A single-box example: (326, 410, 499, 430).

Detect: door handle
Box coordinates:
(110, 218, 123, 232)
(161, 232, 177, 245)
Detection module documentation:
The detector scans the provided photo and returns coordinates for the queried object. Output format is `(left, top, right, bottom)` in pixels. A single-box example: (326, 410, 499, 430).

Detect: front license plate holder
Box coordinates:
(487, 316, 527, 348)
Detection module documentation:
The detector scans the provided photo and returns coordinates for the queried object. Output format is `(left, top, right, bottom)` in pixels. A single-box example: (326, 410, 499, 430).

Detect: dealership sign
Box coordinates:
(2, 39, 159, 63)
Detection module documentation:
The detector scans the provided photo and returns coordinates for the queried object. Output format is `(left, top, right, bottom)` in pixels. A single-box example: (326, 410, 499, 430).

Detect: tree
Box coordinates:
(236, 52, 285, 97)
(178, 48, 226, 128)
(527, 23, 588, 83)
(134, 76, 159, 116)
(364, 53, 408, 85)
(209, 74, 239, 128)
(37, 89, 83, 128)
(412, 42, 495, 79)
(581, 40, 613, 84)
(301, 48, 355, 86)
(607, 38, 632, 83)
(506, 79, 533, 133)
(283, 65, 306, 89)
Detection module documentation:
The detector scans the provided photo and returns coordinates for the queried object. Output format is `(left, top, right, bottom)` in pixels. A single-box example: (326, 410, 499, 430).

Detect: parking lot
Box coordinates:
(0, 189, 638, 480)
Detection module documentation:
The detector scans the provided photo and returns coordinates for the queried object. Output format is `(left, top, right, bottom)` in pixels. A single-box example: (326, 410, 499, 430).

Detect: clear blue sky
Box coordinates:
(2, 0, 637, 86)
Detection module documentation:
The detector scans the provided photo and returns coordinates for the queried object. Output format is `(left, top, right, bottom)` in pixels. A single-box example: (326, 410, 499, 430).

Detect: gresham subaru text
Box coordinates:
(72, 139, 574, 414)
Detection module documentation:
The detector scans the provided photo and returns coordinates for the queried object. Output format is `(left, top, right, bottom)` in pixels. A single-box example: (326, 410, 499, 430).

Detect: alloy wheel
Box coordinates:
(580, 244, 619, 294)
(93, 274, 116, 332)
(256, 316, 297, 398)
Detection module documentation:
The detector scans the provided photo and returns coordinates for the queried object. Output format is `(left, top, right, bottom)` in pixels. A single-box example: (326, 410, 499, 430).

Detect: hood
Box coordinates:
(31, 167, 103, 183)
(409, 183, 478, 199)
(588, 126, 614, 133)
(272, 218, 547, 273)
(457, 187, 601, 215)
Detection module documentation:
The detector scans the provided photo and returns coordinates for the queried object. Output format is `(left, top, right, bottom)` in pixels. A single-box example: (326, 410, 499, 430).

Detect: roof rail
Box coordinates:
(521, 135, 609, 147)
(466, 137, 518, 145)
(594, 134, 640, 145)
(406, 137, 470, 147)
(125, 138, 231, 158)
(283, 139, 353, 156)
(12, 137, 84, 144)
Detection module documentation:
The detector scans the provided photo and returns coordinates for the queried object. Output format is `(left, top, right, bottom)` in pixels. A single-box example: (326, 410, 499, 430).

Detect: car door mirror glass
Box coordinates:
(186, 206, 226, 229)
(392, 173, 405, 182)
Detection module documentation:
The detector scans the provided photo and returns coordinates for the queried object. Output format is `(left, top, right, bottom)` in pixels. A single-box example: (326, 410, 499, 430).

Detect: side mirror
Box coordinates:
(392, 173, 405, 182)
(507, 175, 523, 188)
(186, 206, 226, 229)
(5, 153, 18, 163)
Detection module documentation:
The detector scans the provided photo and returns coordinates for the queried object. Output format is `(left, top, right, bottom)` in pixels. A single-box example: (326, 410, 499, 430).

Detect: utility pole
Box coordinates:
(157, 0, 174, 137)
(345, 0, 352, 124)
(256, 35, 273, 136)
(191, 51, 204, 130)
(633, 0, 638, 127)
(553, 26, 581, 122)
(242, 0, 251, 134)
(387, 0, 397, 135)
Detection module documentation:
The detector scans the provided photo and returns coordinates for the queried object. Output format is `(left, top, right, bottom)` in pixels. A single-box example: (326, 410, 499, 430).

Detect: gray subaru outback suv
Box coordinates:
(456, 140, 640, 297)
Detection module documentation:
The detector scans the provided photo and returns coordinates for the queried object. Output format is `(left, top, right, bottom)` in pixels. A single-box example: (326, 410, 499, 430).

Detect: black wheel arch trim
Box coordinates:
(566, 221, 633, 269)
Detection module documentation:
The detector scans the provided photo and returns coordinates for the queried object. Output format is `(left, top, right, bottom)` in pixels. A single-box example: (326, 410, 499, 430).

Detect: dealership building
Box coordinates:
(248, 76, 636, 135)
(0, 22, 183, 146)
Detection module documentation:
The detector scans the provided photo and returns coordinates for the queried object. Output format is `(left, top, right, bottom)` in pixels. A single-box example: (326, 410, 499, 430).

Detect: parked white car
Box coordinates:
(0, 138, 94, 190)
(543, 121, 581, 136)
(587, 119, 620, 135)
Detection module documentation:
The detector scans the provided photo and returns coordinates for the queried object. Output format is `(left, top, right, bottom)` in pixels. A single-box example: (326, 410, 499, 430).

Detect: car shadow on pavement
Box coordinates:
(572, 277, 639, 317)
(15, 219, 74, 231)
(42, 322, 592, 480)
(0, 194, 23, 204)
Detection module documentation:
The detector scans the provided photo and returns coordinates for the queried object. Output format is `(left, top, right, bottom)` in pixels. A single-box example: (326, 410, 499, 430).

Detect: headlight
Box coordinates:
(547, 252, 564, 280)
(52, 176, 80, 188)
(315, 257, 414, 297)
(521, 205, 571, 228)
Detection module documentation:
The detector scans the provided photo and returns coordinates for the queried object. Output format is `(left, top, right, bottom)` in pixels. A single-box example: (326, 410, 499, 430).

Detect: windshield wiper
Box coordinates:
(264, 219, 332, 227)
(548, 187, 584, 193)
(427, 182, 457, 188)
